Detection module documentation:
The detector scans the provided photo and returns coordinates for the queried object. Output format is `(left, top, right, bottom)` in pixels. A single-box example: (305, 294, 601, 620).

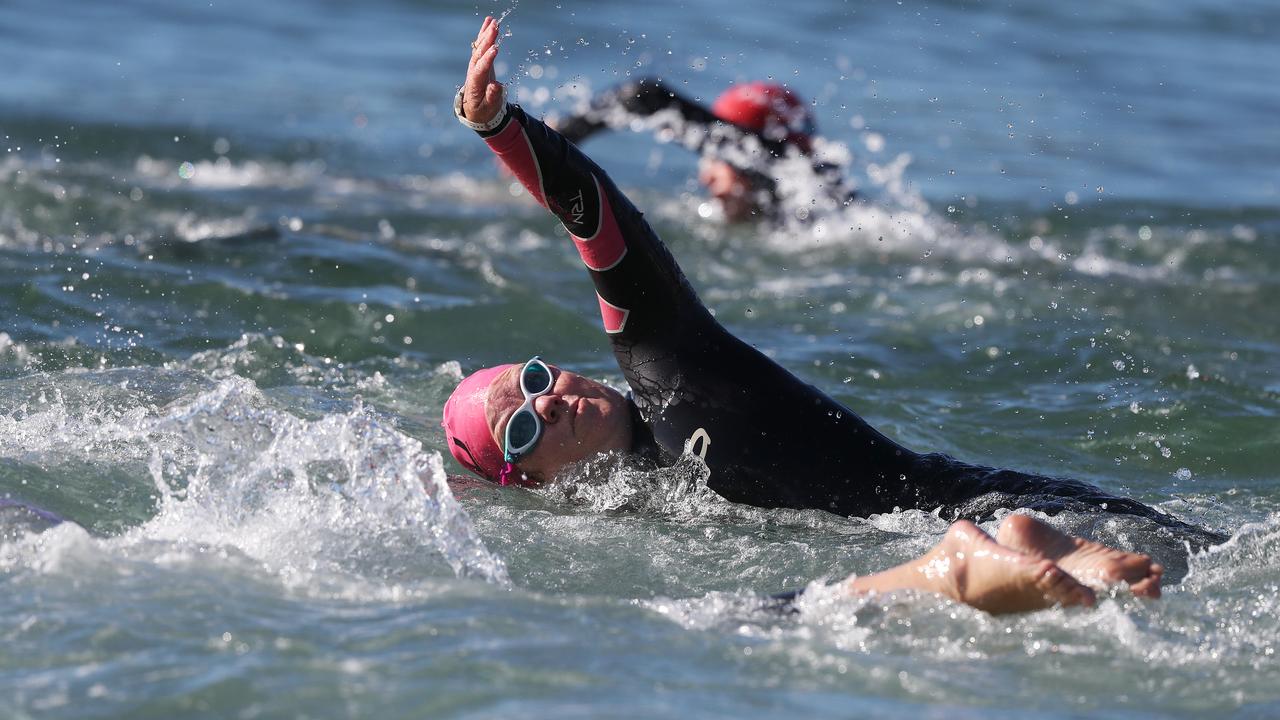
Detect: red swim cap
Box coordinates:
(711, 82, 815, 153)
(442, 364, 515, 482)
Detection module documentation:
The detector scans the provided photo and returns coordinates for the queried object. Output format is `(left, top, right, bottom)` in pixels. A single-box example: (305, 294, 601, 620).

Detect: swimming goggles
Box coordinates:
(502, 356, 555, 465)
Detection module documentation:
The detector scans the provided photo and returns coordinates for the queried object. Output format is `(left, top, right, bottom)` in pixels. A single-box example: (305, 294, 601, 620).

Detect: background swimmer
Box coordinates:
(553, 77, 855, 222)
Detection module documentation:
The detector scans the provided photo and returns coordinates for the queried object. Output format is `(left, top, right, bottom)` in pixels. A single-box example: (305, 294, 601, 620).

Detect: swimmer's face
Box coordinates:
(698, 159, 759, 222)
(484, 363, 632, 483)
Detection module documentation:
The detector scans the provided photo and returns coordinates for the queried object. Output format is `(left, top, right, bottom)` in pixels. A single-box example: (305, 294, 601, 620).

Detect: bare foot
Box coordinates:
(929, 520, 1097, 613)
(996, 513, 1164, 598)
(848, 520, 1096, 614)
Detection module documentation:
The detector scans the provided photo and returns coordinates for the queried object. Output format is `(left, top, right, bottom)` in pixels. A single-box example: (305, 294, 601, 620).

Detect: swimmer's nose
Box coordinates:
(700, 171, 729, 196)
(533, 393, 569, 423)
(699, 161, 746, 199)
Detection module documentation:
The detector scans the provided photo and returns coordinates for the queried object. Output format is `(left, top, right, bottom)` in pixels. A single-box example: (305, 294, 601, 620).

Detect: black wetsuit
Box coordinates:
(476, 103, 1223, 548)
(554, 78, 857, 218)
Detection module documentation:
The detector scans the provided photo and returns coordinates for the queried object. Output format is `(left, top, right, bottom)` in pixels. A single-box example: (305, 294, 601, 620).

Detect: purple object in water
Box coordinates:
(0, 497, 65, 525)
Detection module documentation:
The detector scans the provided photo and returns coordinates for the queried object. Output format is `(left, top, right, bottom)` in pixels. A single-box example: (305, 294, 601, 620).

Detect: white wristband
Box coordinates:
(454, 86, 508, 132)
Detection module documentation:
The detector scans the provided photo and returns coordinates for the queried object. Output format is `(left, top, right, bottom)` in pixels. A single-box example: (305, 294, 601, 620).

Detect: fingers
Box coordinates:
(483, 78, 503, 108)
(470, 16, 500, 66)
(474, 42, 499, 79)
(472, 16, 492, 52)
(466, 17, 501, 92)
(466, 44, 500, 112)
(461, 17, 505, 125)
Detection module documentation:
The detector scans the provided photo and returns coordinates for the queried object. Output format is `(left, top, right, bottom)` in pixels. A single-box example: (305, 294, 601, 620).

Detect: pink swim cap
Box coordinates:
(711, 82, 815, 153)
(442, 364, 515, 482)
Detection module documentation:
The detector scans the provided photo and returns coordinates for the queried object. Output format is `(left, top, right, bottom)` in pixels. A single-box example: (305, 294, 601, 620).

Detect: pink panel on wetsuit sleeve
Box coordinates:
(596, 293, 631, 334)
(483, 118, 548, 208)
(571, 175, 628, 272)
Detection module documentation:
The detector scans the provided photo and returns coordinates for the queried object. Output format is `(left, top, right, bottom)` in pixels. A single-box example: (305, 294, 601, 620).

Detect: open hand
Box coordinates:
(462, 17, 505, 125)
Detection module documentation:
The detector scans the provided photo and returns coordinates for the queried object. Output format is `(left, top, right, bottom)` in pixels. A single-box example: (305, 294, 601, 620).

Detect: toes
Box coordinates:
(1114, 555, 1158, 586)
(950, 519, 984, 537)
(1130, 559, 1163, 598)
(1034, 560, 1092, 609)
(1127, 570, 1163, 599)
(1129, 578, 1161, 599)
(995, 512, 1037, 547)
(942, 519, 992, 549)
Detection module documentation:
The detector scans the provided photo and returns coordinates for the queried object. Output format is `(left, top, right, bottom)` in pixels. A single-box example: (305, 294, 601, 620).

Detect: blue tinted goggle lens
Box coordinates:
(521, 362, 553, 395)
(504, 356, 553, 462)
(506, 409, 540, 450)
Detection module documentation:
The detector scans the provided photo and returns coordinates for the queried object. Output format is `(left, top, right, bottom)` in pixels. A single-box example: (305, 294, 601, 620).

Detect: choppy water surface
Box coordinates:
(2, 0, 1278, 717)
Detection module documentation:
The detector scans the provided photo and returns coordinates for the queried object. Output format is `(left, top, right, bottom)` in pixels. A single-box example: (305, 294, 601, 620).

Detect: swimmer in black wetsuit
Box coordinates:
(440, 19, 1183, 614)
(444, 19, 1223, 552)
(445, 18, 1222, 551)
(550, 75, 856, 222)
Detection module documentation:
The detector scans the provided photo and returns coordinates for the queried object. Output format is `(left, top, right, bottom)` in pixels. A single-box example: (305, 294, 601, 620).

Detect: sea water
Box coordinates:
(1, 0, 1278, 717)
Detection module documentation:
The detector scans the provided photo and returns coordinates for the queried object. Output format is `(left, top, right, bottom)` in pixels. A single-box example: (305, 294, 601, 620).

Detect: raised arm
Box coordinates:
(553, 78, 722, 146)
(457, 19, 705, 343)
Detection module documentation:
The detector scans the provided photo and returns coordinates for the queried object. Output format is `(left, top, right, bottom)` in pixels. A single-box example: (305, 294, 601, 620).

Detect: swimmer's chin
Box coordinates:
(441, 443, 643, 501)
(526, 450, 659, 506)
(536, 449, 634, 489)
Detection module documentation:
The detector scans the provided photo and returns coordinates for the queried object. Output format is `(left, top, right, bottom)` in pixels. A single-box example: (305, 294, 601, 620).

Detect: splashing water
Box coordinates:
(539, 450, 737, 520)
(0, 370, 508, 592)
(495, 2, 519, 25)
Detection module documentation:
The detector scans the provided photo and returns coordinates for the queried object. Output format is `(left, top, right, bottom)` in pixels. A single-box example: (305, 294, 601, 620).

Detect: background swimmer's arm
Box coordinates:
(554, 78, 721, 147)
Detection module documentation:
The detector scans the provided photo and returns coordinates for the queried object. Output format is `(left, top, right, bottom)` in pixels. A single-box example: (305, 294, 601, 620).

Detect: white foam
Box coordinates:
(133, 155, 327, 191)
(0, 332, 32, 366)
(0, 370, 508, 598)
